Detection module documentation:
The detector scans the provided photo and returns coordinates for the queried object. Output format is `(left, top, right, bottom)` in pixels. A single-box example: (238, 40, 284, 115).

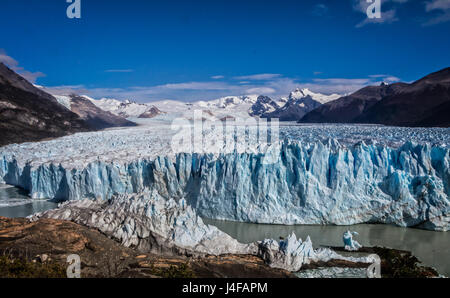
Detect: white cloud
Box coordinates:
(158, 81, 233, 90)
(353, 0, 408, 28)
(43, 74, 401, 103)
(245, 87, 276, 94)
(211, 75, 224, 79)
(17, 70, 46, 83)
(423, 0, 450, 25)
(311, 4, 329, 16)
(356, 9, 398, 27)
(233, 73, 282, 80)
(0, 49, 46, 83)
(426, 0, 450, 11)
(0, 51, 18, 66)
(41, 85, 87, 95)
(368, 74, 401, 82)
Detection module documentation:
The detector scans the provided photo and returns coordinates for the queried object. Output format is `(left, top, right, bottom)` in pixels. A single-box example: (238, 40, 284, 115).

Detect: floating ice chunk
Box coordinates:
(343, 231, 362, 251)
(257, 232, 370, 272)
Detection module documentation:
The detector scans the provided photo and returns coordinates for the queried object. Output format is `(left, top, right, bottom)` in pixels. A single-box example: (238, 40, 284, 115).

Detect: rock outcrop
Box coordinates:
(0, 63, 91, 146)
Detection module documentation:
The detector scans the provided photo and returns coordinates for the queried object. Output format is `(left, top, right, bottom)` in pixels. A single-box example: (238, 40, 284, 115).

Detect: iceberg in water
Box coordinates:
(343, 231, 362, 251)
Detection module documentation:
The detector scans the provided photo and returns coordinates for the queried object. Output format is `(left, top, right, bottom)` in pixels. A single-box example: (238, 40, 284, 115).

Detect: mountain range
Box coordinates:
(0, 63, 137, 146)
(300, 67, 450, 127)
(259, 88, 341, 121)
(55, 94, 136, 129)
(0, 63, 92, 146)
(87, 98, 165, 119)
(1, 62, 449, 147)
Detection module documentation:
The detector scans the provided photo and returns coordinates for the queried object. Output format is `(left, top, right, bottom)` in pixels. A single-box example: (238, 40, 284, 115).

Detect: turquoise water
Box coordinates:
(0, 184, 58, 218)
(204, 218, 450, 277)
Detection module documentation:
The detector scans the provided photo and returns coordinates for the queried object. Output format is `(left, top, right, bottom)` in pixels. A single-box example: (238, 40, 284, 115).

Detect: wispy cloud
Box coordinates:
(245, 87, 276, 94)
(105, 69, 134, 73)
(233, 73, 282, 80)
(44, 73, 401, 103)
(369, 74, 401, 82)
(0, 49, 46, 83)
(423, 0, 450, 26)
(353, 0, 408, 28)
(426, 0, 450, 11)
(211, 75, 224, 79)
(311, 3, 329, 16)
(158, 81, 233, 90)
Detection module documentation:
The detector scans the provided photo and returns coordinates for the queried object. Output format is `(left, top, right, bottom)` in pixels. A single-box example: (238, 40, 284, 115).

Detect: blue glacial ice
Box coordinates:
(0, 124, 449, 231)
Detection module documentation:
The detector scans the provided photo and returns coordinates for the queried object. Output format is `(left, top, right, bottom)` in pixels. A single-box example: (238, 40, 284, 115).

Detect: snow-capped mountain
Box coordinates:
(149, 95, 260, 121)
(51, 94, 136, 129)
(289, 88, 340, 104)
(262, 88, 341, 121)
(216, 95, 259, 109)
(193, 95, 258, 108)
(249, 95, 283, 117)
(88, 98, 164, 119)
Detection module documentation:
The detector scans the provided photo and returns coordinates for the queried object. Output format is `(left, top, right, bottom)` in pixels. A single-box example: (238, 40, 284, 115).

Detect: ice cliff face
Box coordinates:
(2, 136, 449, 231)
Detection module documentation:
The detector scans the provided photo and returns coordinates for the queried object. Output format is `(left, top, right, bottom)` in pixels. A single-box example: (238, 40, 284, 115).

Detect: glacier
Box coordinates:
(30, 190, 256, 256)
(1, 124, 449, 231)
(30, 190, 372, 272)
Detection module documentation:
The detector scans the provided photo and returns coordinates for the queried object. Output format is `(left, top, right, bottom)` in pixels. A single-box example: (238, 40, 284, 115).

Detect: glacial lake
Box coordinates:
(204, 218, 450, 277)
(0, 184, 58, 218)
(1, 183, 448, 277)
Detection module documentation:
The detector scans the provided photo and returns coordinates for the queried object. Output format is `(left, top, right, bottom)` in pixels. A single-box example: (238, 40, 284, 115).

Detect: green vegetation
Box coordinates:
(150, 263, 196, 278)
(372, 247, 439, 278)
(0, 255, 66, 278)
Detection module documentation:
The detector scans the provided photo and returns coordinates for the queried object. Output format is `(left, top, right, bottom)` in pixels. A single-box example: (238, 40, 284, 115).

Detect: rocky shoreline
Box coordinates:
(0, 216, 294, 278)
(0, 190, 442, 278)
(0, 216, 440, 278)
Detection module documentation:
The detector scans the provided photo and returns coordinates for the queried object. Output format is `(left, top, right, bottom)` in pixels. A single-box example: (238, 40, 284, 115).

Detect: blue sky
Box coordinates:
(1, 0, 450, 102)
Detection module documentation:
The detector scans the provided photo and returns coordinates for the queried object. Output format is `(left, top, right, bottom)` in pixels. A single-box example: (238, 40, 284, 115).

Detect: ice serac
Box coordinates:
(31, 190, 256, 256)
(31, 190, 370, 272)
(258, 233, 370, 272)
(1, 140, 449, 231)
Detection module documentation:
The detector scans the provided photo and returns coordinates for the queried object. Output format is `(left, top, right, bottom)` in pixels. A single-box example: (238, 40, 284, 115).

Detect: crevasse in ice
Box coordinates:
(1, 138, 449, 231)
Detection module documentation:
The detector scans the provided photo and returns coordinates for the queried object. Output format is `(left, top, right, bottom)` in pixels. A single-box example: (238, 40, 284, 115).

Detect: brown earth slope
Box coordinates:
(300, 67, 450, 127)
(0, 217, 294, 278)
(0, 63, 91, 146)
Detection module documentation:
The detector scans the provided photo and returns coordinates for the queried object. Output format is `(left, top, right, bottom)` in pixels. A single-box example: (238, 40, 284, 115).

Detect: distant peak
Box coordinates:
(288, 87, 341, 104)
(289, 88, 312, 99)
